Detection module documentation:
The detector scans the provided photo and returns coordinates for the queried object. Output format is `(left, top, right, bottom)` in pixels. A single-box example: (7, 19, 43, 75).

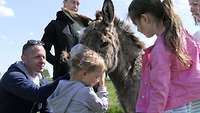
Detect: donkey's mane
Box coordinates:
(95, 11, 144, 49)
(114, 17, 144, 49)
(65, 9, 144, 50)
(115, 17, 132, 33)
(67, 9, 143, 49)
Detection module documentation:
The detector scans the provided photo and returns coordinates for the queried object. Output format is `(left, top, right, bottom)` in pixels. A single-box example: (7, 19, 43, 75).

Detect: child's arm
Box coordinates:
(99, 72, 106, 87)
(85, 86, 108, 113)
(85, 72, 108, 113)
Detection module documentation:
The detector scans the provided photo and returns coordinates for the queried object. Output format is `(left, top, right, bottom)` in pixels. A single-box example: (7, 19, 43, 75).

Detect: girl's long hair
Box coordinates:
(128, 0, 191, 67)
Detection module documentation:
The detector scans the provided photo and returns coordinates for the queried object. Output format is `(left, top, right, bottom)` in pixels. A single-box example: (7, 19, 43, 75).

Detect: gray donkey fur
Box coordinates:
(79, 0, 144, 112)
(61, 0, 144, 112)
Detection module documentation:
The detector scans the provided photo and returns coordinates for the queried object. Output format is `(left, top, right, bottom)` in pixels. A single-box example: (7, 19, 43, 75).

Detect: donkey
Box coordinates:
(79, 0, 144, 112)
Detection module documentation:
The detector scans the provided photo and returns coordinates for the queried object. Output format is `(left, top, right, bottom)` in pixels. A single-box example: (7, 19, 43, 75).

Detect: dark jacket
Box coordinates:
(0, 62, 59, 113)
(41, 11, 90, 80)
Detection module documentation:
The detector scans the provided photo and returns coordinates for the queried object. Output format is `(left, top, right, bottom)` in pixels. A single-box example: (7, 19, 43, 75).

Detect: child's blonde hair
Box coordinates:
(128, 0, 191, 67)
(69, 44, 106, 75)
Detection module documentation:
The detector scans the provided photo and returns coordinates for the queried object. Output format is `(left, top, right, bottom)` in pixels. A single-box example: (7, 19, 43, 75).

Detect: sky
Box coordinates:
(0, 0, 199, 76)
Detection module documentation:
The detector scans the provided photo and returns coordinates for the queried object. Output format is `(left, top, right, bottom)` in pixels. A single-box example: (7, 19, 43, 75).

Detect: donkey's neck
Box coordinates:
(108, 51, 142, 113)
(109, 50, 141, 87)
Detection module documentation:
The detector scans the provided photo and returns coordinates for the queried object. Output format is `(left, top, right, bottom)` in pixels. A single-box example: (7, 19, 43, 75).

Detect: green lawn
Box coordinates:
(106, 80, 124, 113)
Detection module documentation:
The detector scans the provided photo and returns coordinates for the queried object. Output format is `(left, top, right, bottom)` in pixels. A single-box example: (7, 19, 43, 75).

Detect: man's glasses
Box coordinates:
(22, 40, 44, 53)
(26, 40, 44, 45)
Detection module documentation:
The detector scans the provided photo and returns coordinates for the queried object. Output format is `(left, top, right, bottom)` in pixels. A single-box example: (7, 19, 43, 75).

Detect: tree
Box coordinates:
(42, 68, 51, 78)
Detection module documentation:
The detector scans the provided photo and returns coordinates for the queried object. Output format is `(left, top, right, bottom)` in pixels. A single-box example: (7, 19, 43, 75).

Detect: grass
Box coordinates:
(106, 80, 124, 113)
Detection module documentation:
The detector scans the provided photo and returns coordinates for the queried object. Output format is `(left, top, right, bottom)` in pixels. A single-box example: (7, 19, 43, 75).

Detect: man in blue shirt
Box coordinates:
(0, 40, 61, 113)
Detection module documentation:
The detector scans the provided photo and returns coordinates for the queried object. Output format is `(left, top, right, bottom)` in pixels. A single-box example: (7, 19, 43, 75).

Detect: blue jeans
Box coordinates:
(191, 99, 200, 113)
(164, 103, 192, 113)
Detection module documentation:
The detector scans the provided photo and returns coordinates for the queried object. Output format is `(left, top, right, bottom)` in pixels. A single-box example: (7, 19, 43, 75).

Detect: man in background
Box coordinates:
(41, 0, 91, 80)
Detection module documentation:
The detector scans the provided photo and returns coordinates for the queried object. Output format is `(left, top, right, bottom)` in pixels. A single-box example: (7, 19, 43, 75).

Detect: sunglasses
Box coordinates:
(22, 40, 44, 52)
(26, 40, 44, 45)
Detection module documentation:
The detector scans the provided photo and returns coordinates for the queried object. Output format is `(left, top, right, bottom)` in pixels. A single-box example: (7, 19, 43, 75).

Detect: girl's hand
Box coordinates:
(99, 72, 106, 87)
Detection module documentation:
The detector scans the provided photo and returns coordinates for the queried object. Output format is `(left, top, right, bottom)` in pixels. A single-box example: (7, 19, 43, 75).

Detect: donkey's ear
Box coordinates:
(102, 0, 114, 24)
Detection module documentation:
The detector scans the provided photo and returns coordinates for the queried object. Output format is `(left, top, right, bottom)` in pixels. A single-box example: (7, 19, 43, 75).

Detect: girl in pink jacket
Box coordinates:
(128, 0, 200, 113)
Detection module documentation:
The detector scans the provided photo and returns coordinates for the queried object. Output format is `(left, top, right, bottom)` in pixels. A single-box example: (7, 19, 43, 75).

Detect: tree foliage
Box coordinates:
(42, 68, 51, 78)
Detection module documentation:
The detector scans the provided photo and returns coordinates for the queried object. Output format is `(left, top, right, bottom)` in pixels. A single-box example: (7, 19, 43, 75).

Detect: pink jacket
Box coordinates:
(136, 30, 200, 113)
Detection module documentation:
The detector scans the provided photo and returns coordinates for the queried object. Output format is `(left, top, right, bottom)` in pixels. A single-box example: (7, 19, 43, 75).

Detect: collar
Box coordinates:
(56, 11, 74, 24)
(15, 61, 42, 86)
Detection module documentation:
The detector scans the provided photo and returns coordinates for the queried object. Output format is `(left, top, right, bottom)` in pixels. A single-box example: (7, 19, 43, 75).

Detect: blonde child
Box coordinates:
(128, 0, 200, 113)
(47, 44, 108, 113)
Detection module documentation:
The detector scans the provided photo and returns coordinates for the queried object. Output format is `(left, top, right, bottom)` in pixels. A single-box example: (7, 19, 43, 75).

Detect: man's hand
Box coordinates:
(60, 51, 70, 63)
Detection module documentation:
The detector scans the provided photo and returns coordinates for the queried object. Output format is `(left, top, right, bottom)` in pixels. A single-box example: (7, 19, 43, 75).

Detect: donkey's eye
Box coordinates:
(100, 42, 109, 48)
(108, 36, 112, 39)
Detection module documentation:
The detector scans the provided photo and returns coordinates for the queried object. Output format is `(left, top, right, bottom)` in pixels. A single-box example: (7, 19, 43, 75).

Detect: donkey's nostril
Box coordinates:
(100, 42, 109, 48)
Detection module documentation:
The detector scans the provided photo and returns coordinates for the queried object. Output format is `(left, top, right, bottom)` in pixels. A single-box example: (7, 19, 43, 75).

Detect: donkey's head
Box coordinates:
(80, 0, 143, 73)
(80, 0, 120, 73)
